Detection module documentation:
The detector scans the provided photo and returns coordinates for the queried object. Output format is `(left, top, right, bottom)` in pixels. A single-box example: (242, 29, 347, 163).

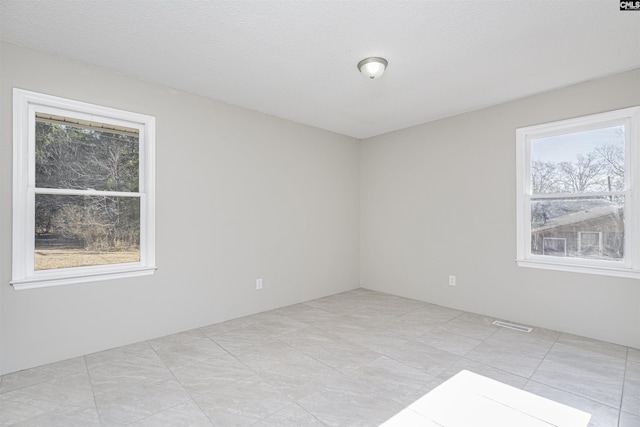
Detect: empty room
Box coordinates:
(0, 1, 639, 426)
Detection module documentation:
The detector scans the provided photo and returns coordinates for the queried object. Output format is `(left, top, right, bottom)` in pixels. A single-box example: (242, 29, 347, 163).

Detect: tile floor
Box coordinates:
(0, 288, 638, 426)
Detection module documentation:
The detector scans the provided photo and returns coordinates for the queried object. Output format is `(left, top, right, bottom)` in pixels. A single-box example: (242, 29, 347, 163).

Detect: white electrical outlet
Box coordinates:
(256, 278, 263, 290)
(448, 275, 456, 286)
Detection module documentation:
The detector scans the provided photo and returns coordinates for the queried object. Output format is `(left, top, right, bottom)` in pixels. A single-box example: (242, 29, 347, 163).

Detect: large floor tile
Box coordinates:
(274, 304, 341, 325)
(348, 308, 407, 327)
(413, 328, 482, 356)
(230, 339, 309, 372)
(397, 304, 462, 324)
(0, 372, 95, 426)
(94, 378, 191, 426)
(172, 353, 255, 394)
(303, 297, 366, 315)
(298, 377, 404, 427)
(0, 357, 86, 395)
(556, 333, 628, 360)
(0, 389, 59, 426)
(250, 403, 326, 426)
(254, 316, 316, 335)
(385, 340, 461, 377)
(334, 323, 413, 355)
(238, 310, 286, 324)
(530, 357, 624, 408)
(192, 375, 293, 426)
(85, 341, 152, 370)
(353, 298, 425, 318)
(398, 359, 529, 408)
(300, 337, 382, 374)
(11, 404, 101, 427)
(278, 326, 348, 349)
(619, 411, 640, 427)
(210, 325, 280, 353)
(622, 360, 640, 416)
(438, 318, 499, 341)
(373, 318, 434, 341)
(126, 400, 213, 427)
(346, 356, 435, 405)
(258, 356, 344, 400)
(148, 328, 206, 350)
(482, 327, 558, 357)
(527, 338, 627, 410)
(88, 349, 174, 395)
(434, 358, 529, 390)
(16, 372, 94, 408)
(454, 311, 500, 326)
(464, 341, 545, 378)
(546, 342, 627, 375)
(384, 314, 445, 337)
(524, 380, 620, 427)
(312, 314, 380, 337)
(153, 338, 228, 370)
(199, 317, 250, 337)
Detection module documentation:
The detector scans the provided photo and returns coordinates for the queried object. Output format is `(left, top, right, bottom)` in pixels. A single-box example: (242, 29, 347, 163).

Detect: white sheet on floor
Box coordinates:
(381, 369, 591, 427)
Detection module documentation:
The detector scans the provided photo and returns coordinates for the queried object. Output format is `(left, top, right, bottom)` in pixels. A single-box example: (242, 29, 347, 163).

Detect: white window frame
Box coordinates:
(516, 106, 640, 279)
(12, 89, 156, 290)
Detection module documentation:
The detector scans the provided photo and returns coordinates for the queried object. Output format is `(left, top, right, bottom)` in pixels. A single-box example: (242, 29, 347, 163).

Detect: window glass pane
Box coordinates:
(530, 125, 624, 194)
(35, 118, 139, 192)
(35, 194, 140, 270)
(531, 197, 624, 261)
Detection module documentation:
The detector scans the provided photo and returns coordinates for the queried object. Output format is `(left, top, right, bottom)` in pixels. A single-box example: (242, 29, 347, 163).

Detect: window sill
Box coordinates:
(516, 259, 640, 279)
(10, 266, 157, 290)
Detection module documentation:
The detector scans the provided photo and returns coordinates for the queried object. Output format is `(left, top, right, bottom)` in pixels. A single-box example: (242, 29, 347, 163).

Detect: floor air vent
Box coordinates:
(492, 320, 533, 333)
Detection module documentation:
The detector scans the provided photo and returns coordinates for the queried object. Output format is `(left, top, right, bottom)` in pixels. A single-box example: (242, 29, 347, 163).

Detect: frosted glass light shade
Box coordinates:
(357, 57, 388, 79)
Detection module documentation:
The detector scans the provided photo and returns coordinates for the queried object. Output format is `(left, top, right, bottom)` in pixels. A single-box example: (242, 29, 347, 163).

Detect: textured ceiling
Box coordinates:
(1, 1, 639, 139)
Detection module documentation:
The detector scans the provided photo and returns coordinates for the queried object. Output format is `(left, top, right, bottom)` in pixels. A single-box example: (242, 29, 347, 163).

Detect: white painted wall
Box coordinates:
(361, 68, 640, 349)
(0, 43, 361, 375)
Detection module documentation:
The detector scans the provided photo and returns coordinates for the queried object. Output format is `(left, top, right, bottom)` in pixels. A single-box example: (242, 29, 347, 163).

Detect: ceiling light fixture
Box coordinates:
(357, 57, 388, 80)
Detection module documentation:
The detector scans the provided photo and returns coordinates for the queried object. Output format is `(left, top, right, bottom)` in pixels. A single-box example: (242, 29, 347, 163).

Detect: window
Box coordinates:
(578, 232, 602, 257)
(12, 89, 156, 289)
(543, 238, 566, 256)
(516, 106, 640, 279)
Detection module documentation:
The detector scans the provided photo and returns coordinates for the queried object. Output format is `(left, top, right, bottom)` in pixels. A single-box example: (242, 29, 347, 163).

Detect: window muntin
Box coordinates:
(516, 106, 640, 278)
(12, 89, 156, 289)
